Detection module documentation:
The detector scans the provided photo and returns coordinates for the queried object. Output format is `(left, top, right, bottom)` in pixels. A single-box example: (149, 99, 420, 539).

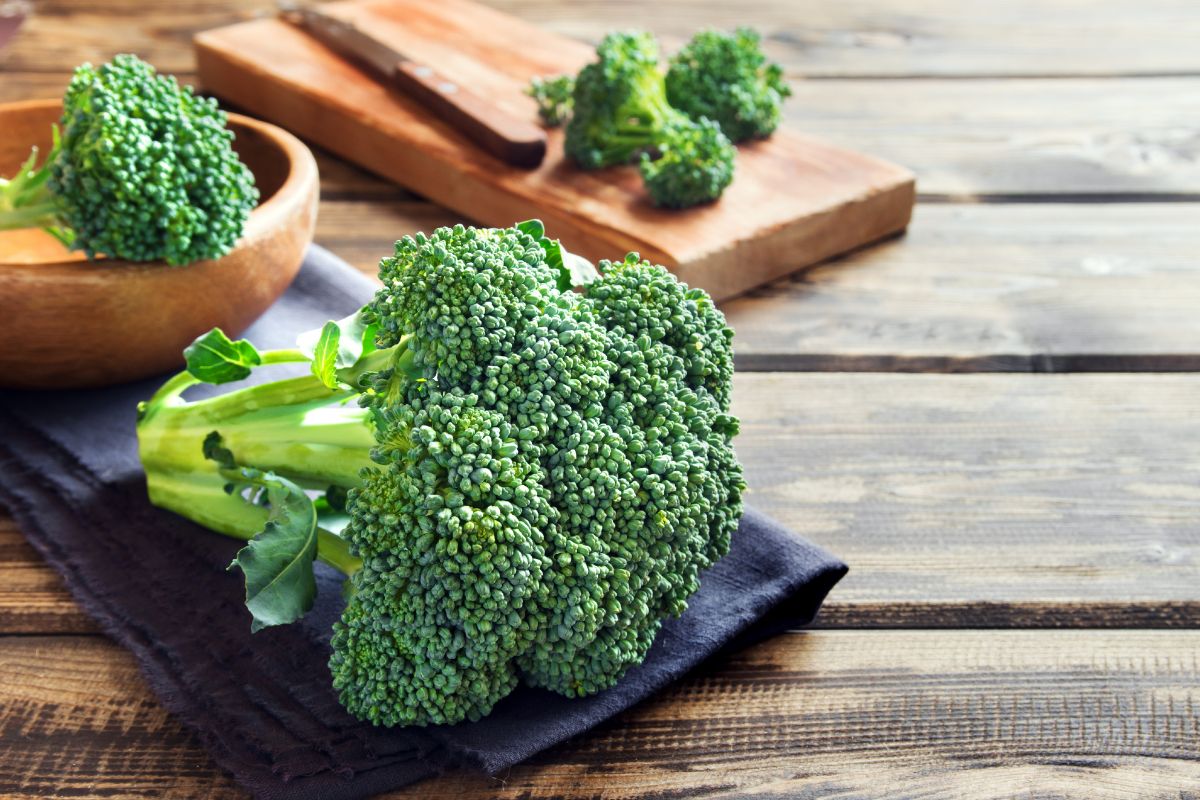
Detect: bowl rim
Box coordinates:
(0, 97, 318, 272)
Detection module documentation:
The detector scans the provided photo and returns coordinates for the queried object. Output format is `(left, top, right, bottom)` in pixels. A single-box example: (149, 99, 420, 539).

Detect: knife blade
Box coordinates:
(279, 2, 547, 169)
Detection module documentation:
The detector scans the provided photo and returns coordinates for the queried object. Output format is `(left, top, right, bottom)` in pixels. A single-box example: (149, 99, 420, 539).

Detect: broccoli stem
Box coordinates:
(138, 347, 402, 577)
(0, 142, 63, 232)
(0, 201, 61, 231)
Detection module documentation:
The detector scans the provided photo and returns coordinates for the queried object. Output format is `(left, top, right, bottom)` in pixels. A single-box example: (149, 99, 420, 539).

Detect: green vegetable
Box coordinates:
(666, 28, 791, 143)
(526, 74, 574, 127)
(564, 32, 736, 208)
(640, 118, 735, 209)
(137, 221, 744, 727)
(0, 54, 258, 265)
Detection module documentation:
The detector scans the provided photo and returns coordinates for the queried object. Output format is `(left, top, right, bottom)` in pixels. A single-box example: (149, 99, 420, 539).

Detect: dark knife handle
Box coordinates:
(392, 61, 546, 169)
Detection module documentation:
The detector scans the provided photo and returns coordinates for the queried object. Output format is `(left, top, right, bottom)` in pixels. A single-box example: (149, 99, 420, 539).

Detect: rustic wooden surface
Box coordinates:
(194, 0, 914, 301)
(2, 1, 1199, 798)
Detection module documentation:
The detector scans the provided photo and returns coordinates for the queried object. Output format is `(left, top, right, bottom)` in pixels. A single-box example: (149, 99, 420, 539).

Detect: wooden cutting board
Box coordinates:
(196, 0, 915, 300)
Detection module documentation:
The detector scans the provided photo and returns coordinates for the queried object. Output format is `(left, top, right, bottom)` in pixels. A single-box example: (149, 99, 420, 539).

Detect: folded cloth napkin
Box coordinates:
(0, 245, 847, 800)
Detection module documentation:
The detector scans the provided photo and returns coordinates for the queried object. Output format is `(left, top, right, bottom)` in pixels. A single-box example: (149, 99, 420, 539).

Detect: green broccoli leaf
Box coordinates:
(184, 328, 262, 384)
(517, 219, 600, 290)
(298, 309, 379, 389)
(224, 466, 319, 632)
(516, 218, 546, 240)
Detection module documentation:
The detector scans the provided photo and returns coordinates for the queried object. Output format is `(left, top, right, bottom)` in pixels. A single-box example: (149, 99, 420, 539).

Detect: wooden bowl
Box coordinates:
(0, 99, 319, 389)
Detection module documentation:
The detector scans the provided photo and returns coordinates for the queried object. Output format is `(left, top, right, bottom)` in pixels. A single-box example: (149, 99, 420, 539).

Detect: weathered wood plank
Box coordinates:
(785, 77, 1200, 199)
(726, 203, 1200, 371)
(7, 0, 1200, 78)
(487, 0, 1200, 78)
(0, 517, 96, 634)
(0, 636, 243, 798)
(4, 373, 1200, 633)
(2, 632, 1199, 799)
(7, 71, 1198, 199)
(733, 373, 1200, 618)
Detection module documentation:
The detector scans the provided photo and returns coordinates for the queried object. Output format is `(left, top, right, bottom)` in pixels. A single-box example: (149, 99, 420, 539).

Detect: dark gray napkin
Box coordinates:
(0, 245, 847, 800)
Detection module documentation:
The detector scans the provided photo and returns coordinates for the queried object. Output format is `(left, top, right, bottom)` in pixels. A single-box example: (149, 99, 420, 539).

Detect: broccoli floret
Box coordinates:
(564, 31, 736, 207)
(526, 74, 575, 127)
(639, 118, 735, 208)
(0, 54, 257, 265)
(136, 221, 744, 726)
(666, 28, 791, 143)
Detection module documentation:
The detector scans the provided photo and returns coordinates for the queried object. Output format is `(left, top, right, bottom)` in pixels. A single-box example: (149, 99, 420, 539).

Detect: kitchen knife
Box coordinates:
(279, 2, 547, 168)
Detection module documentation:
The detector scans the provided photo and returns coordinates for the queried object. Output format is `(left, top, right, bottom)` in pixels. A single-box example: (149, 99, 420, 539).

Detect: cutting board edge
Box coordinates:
(677, 171, 916, 301)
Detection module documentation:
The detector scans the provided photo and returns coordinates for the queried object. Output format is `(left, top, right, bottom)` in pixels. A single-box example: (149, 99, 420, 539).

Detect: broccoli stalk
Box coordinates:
(565, 32, 736, 208)
(0, 54, 258, 265)
(137, 221, 743, 727)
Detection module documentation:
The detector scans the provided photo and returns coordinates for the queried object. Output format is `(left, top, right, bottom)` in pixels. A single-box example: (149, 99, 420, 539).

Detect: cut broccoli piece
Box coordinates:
(0, 54, 258, 265)
(666, 28, 791, 143)
(564, 31, 737, 207)
(526, 74, 575, 127)
(639, 117, 735, 208)
(137, 221, 744, 726)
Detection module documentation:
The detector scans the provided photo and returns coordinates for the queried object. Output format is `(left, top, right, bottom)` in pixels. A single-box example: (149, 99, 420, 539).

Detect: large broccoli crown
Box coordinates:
(49, 54, 258, 264)
(666, 28, 791, 143)
(329, 225, 743, 723)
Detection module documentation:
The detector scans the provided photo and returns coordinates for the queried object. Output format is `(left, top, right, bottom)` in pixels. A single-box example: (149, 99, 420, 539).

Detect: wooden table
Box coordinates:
(3, 2, 1200, 797)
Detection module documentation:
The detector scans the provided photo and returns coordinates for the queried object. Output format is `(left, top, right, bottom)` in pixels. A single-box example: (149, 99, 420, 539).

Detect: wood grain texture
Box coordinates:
(732, 373, 1200, 618)
(725, 203, 1200, 372)
(4, 373, 1199, 634)
(484, 0, 1200, 79)
(0, 101, 320, 389)
(0, 518, 94, 634)
(786, 77, 1200, 199)
(7, 0, 1200, 78)
(195, 0, 914, 301)
(6, 71, 1198, 201)
(2, 632, 1199, 799)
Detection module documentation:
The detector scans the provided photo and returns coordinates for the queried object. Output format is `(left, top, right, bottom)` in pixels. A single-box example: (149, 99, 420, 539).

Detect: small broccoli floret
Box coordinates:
(0, 54, 257, 265)
(136, 221, 744, 727)
(639, 118, 735, 208)
(564, 31, 737, 208)
(332, 392, 555, 725)
(582, 253, 735, 409)
(526, 74, 575, 127)
(666, 28, 791, 143)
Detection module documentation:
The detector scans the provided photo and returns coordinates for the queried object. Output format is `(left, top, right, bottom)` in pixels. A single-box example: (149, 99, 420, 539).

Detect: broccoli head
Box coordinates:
(137, 221, 744, 726)
(0, 54, 258, 265)
(666, 28, 792, 143)
(564, 31, 737, 207)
